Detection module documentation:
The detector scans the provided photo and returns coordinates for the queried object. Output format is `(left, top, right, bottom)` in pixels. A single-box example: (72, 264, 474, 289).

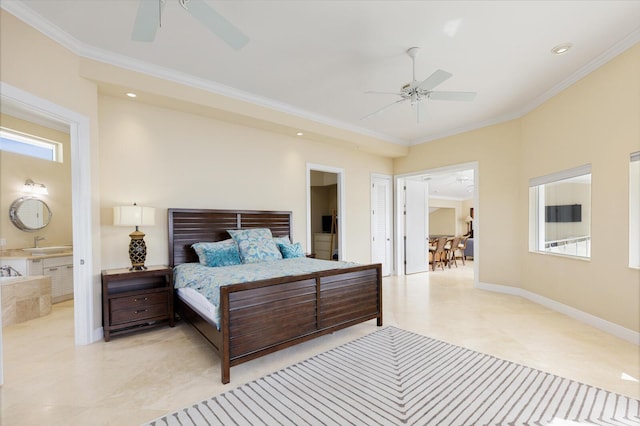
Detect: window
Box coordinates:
(630, 152, 640, 268)
(0, 128, 62, 162)
(529, 165, 591, 258)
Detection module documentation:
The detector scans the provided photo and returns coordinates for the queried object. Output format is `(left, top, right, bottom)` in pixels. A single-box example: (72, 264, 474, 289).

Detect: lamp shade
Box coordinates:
(113, 205, 155, 227)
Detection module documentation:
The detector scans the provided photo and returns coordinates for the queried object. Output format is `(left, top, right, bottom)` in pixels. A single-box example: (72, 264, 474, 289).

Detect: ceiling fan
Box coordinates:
(132, 0, 249, 50)
(362, 47, 476, 123)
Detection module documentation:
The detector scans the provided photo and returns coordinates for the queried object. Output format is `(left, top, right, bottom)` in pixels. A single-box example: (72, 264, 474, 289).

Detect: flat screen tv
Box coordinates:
(321, 215, 336, 233)
(545, 204, 582, 223)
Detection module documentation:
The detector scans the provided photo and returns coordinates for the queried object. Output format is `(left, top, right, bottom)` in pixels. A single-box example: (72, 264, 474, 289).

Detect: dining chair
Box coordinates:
(446, 236, 462, 268)
(455, 236, 469, 265)
(429, 237, 447, 271)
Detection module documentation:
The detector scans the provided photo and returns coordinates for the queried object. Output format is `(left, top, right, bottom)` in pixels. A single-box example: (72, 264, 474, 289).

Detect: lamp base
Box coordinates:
(128, 228, 148, 271)
(129, 265, 148, 271)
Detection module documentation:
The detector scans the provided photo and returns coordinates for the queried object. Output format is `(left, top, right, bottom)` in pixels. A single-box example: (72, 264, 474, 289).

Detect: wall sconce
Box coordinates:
(113, 203, 155, 271)
(24, 179, 48, 195)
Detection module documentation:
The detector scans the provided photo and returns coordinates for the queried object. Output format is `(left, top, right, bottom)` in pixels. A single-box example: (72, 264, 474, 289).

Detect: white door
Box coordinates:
(371, 176, 392, 276)
(404, 179, 430, 274)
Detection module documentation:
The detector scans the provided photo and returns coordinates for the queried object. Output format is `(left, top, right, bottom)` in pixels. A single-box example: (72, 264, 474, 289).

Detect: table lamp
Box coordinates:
(113, 203, 155, 270)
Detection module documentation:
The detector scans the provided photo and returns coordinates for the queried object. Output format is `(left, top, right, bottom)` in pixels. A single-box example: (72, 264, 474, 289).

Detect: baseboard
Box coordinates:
(477, 281, 640, 345)
(92, 327, 104, 343)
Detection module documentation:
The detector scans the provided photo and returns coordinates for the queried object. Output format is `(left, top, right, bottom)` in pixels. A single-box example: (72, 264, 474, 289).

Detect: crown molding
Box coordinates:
(410, 28, 640, 146)
(1, 1, 407, 146)
(4, 2, 637, 149)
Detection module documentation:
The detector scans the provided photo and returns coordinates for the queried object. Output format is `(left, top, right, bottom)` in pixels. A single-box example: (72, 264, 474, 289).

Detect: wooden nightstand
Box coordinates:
(101, 265, 174, 341)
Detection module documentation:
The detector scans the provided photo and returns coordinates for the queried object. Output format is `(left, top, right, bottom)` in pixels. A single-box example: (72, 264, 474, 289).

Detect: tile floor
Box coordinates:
(1, 262, 638, 425)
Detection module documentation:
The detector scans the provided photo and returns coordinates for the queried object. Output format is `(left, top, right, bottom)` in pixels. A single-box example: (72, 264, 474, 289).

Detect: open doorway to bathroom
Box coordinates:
(0, 83, 93, 386)
(0, 104, 74, 380)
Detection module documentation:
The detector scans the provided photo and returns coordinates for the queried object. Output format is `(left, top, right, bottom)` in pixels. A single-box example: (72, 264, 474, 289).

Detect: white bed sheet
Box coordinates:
(176, 287, 219, 327)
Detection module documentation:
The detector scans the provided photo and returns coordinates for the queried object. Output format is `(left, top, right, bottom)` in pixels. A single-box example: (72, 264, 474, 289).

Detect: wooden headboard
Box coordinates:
(168, 209, 293, 267)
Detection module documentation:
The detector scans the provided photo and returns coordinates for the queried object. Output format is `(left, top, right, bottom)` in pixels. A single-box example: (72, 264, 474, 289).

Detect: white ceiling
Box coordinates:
(407, 168, 475, 201)
(3, 0, 639, 146)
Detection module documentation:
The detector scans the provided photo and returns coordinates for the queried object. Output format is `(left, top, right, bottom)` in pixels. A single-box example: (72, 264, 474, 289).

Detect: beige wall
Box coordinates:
(429, 207, 456, 236)
(428, 197, 471, 236)
(395, 120, 523, 288)
(520, 44, 640, 331)
(0, 114, 73, 249)
(97, 94, 392, 269)
(395, 44, 640, 332)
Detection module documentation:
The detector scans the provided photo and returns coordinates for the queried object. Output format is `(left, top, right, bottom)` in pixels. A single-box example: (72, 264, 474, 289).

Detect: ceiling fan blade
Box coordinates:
(361, 98, 408, 120)
(132, 0, 163, 42)
(428, 91, 477, 101)
(417, 69, 452, 91)
(183, 0, 249, 50)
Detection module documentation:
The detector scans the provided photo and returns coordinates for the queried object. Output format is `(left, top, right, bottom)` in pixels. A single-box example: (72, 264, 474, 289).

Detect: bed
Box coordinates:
(168, 208, 383, 383)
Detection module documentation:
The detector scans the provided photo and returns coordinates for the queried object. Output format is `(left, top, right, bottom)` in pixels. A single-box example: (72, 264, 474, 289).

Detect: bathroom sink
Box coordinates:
(22, 246, 73, 255)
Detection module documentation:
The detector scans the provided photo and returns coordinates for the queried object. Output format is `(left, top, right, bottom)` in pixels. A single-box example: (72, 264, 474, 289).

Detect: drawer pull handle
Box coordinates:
(134, 297, 149, 302)
(48, 267, 58, 271)
(134, 309, 148, 314)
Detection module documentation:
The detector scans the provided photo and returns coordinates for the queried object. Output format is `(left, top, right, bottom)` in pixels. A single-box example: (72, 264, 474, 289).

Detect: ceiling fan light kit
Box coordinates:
(362, 46, 476, 123)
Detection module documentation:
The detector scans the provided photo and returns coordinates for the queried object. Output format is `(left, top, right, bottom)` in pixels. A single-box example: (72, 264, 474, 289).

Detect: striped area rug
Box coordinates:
(145, 327, 639, 425)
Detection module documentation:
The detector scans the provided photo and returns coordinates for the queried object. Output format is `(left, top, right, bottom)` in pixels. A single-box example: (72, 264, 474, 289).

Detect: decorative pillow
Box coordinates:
(277, 241, 305, 259)
(192, 240, 241, 267)
(227, 228, 283, 264)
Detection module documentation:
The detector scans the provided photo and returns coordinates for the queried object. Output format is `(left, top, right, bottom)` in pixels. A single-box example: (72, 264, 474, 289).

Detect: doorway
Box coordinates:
(0, 82, 94, 385)
(306, 164, 344, 260)
(395, 161, 478, 279)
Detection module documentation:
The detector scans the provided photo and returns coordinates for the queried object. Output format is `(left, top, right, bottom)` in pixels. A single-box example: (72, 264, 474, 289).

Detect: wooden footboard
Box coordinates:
(176, 263, 382, 384)
(219, 264, 382, 382)
(169, 208, 383, 383)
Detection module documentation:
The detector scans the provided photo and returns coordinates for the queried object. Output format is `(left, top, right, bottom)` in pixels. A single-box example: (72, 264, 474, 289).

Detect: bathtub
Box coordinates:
(0, 276, 29, 284)
(1, 275, 52, 327)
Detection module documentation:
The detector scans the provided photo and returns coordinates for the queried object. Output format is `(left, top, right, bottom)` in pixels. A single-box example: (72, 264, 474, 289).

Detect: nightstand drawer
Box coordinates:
(110, 291, 168, 311)
(110, 301, 169, 325)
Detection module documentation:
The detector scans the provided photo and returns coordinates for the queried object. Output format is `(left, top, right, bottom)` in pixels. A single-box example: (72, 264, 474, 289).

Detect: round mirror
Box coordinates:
(9, 196, 52, 232)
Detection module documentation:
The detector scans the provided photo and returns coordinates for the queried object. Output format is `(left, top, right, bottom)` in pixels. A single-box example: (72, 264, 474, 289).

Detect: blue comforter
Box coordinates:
(174, 257, 359, 323)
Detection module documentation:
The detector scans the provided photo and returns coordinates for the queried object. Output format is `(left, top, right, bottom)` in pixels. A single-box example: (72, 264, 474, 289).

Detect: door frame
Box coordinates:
(0, 83, 94, 350)
(306, 163, 345, 260)
(394, 161, 479, 281)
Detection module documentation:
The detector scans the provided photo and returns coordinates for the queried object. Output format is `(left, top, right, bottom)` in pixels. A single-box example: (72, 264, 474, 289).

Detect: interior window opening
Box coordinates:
(630, 152, 640, 268)
(529, 165, 591, 259)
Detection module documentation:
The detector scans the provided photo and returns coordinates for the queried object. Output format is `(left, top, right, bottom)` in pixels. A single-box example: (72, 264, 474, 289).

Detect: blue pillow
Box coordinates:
(274, 238, 305, 258)
(227, 228, 283, 264)
(192, 240, 241, 267)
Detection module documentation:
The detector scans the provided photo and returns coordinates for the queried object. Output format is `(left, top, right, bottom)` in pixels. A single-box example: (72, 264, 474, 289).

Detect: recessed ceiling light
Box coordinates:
(296, 132, 304, 136)
(551, 43, 573, 55)
(126, 92, 137, 98)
